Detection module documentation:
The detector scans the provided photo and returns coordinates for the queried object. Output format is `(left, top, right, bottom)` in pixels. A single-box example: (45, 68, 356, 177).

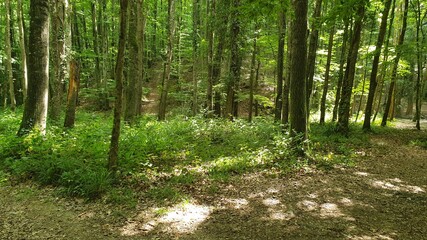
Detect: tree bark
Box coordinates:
(18, 0, 50, 136)
(274, 7, 286, 122)
(206, 0, 215, 115)
(306, 0, 323, 119)
(192, 0, 200, 116)
(337, 3, 365, 135)
(5, 0, 16, 111)
(362, 0, 392, 131)
(108, 0, 129, 172)
(125, 0, 145, 124)
(289, 0, 308, 141)
(319, 26, 335, 124)
(64, 60, 80, 128)
(18, 0, 28, 104)
(158, 0, 176, 121)
(381, 0, 408, 127)
(248, 28, 258, 123)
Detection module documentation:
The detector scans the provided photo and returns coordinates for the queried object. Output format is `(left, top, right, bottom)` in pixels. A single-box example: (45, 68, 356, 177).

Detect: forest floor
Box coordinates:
(1, 119, 427, 240)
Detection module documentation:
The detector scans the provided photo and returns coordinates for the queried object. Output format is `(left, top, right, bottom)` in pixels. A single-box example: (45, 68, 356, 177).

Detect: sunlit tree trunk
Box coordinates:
(18, 0, 28, 104)
(108, 0, 129, 172)
(64, 60, 80, 128)
(381, 0, 408, 127)
(18, 0, 50, 136)
(319, 26, 335, 124)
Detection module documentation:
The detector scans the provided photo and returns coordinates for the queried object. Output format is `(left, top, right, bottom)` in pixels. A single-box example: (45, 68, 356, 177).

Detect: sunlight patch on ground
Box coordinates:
(262, 198, 280, 207)
(369, 179, 425, 194)
(354, 171, 370, 177)
(267, 209, 295, 221)
(319, 203, 344, 218)
(297, 200, 318, 211)
(120, 202, 212, 236)
(348, 234, 395, 240)
(221, 198, 249, 209)
(339, 197, 354, 207)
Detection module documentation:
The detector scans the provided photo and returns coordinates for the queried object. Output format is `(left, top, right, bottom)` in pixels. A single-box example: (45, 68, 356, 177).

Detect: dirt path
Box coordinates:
(1, 121, 426, 240)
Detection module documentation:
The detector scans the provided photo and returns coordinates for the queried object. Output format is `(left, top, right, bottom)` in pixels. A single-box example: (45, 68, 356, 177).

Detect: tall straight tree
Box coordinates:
(18, 0, 50, 136)
(306, 0, 323, 118)
(108, 0, 129, 172)
(319, 25, 335, 124)
(289, 0, 308, 141)
(275, 6, 286, 122)
(225, 0, 242, 120)
(337, 2, 365, 135)
(50, 0, 69, 121)
(18, 0, 28, 103)
(192, 0, 200, 116)
(381, 0, 408, 127)
(362, 0, 392, 131)
(5, 0, 16, 111)
(125, 0, 145, 124)
(158, 0, 176, 121)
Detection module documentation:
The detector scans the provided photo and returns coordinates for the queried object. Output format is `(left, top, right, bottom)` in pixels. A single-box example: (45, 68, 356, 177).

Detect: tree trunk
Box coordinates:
(337, 3, 365, 135)
(289, 0, 308, 142)
(225, 0, 241, 120)
(274, 7, 286, 122)
(18, 0, 50, 136)
(125, 0, 145, 124)
(206, 0, 214, 115)
(5, 0, 16, 111)
(254, 60, 261, 117)
(18, 0, 28, 104)
(192, 0, 200, 116)
(64, 60, 80, 128)
(91, 3, 101, 88)
(50, 0, 68, 121)
(332, 19, 350, 122)
(381, 0, 408, 127)
(282, 19, 292, 125)
(108, 0, 129, 172)
(248, 28, 258, 123)
(306, 0, 323, 119)
(319, 26, 335, 124)
(158, 0, 176, 121)
(362, 0, 392, 131)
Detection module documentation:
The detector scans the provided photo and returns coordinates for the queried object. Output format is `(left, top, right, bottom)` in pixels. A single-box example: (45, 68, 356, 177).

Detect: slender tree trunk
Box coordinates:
(289, 0, 308, 142)
(337, 3, 365, 135)
(5, 0, 16, 111)
(306, 0, 323, 119)
(248, 28, 258, 123)
(18, 0, 28, 103)
(319, 26, 335, 124)
(206, 0, 214, 114)
(254, 60, 261, 117)
(225, 0, 241, 120)
(362, 0, 392, 131)
(64, 60, 80, 128)
(18, 0, 50, 136)
(332, 19, 350, 122)
(108, 0, 129, 172)
(274, 7, 286, 121)
(192, 0, 200, 116)
(282, 19, 292, 125)
(158, 0, 176, 121)
(91, 3, 101, 88)
(381, 0, 408, 127)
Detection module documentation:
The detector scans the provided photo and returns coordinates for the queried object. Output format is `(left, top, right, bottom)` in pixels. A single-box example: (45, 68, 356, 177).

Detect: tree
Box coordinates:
(274, 6, 286, 122)
(17, 0, 28, 104)
(64, 60, 80, 128)
(319, 25, 335, 124)
(362, 0, 392, 131)
(18, 0, 50, 136)
(5, 0, 16, 111)
(381, 0, 409, 127)
(337, 2, 365, 135)
(158, 0, 176, 121)
(125, 0, 145, 124)
(289, 0, 308, 141)
(108, 0, 129, 172)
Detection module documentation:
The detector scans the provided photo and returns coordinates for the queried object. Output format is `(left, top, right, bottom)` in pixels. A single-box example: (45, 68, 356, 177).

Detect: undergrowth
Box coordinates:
(0, 109, 365, 201)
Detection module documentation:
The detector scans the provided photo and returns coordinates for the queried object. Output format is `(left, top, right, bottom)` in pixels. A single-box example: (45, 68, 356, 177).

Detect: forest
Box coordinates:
(0, 0, 427, 239)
